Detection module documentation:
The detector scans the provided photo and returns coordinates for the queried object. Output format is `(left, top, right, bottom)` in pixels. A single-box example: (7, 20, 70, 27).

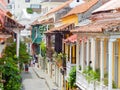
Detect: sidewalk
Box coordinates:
(33, 67, 58, 90)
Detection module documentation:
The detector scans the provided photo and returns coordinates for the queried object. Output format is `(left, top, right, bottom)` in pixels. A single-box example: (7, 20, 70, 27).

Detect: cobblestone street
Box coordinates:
(21, 67, 49, 90)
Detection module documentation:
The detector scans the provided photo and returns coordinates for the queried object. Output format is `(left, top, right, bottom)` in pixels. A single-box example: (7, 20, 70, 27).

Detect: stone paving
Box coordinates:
(33, 67, 59, 90)
(21, 67, 49, 90)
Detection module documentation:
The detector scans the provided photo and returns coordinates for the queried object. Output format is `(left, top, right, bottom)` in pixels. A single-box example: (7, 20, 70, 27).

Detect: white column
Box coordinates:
(100, 39, 104, 90)
(81, 40, 84, 71)
(86, 40, 89, 66)
(90, 38, 96, 71)
(76, 41, 80, 71)
(16, 30, 20, 57)
(70, 44, 72, 63)
(108, 39, 116, 90)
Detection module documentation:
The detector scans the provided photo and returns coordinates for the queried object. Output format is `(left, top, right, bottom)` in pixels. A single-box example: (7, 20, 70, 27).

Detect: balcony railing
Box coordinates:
(76, 71, 88, 90)
(66, 61, 76, 80)
(76, 71, 108, 90)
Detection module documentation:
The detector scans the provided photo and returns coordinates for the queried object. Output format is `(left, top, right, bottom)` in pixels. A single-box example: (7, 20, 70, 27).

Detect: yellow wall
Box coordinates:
(118, 39, 120, 88)
(72, 45, 76, 64)
(61, 15, 78, 25)
(112, 43, 115, 81)
(104, 39, 107, 72)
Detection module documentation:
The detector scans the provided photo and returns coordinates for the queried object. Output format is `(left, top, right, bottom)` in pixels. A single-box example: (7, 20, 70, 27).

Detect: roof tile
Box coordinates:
(45, 0, 73, 16)
(71, 20, 120, 33)
(63, 0, 99, 18)
(64, 34, 77, 43)
(93, 0, 120, 13)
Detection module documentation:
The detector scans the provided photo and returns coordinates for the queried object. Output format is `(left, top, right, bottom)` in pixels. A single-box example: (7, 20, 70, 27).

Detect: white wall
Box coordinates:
(12, 0, 41, 17)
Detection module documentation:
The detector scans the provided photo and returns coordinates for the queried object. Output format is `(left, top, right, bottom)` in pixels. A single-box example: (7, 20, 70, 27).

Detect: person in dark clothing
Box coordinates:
(25, 64, 29, 72)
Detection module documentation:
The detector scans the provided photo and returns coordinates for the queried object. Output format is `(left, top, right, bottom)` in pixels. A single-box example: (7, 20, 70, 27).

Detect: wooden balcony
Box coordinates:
(76, 71, 108, 90)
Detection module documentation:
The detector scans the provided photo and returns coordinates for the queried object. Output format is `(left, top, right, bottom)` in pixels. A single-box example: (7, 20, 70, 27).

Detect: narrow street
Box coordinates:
(21, 67, 49, 90)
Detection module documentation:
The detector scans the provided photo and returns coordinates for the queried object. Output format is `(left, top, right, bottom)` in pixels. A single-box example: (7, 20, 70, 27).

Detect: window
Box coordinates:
(30, 4, 41, 8)
(7, 5, 12, 9)
(25, 0, 30, 2)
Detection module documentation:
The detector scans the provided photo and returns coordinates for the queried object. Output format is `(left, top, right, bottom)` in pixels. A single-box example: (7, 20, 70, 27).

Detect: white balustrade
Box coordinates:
(76, 71, 109, 90)
(66, 62, 76, 80)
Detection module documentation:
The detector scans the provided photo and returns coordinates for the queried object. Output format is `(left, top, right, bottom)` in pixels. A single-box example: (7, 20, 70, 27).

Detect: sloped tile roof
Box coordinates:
(0, 34, 11, 38)
(63, 0, 99, 18)
(31, 18, 54, 25)
(45, 0, 73, 16)
(31, 20, 39, 25)
(39, 18, 54, 24)
(93, 0, 120, 13)
(71, 19, 120, 33)
(64, 34, 77, 43)
(90, 12, 120, 21)
(45, 23, 74, 34)
(0, 9, 24, 29)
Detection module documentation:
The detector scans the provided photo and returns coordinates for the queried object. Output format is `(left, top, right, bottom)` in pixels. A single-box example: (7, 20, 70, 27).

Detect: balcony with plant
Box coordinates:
(26, 8, 33, 14)
(76, 65, 118, 90)
(53, 52, 66, 68)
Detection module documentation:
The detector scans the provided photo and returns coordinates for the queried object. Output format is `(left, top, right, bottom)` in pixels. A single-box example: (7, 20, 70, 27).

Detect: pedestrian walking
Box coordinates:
(25, 64, 29, 72)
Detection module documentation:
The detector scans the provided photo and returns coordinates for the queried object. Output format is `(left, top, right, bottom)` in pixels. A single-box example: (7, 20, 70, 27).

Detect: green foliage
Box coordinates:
(40, 41, 46, 58)
(0, 56, 21, 90)
(0, 83, 3, 90)
(19, 42, 30, 64)
(68, 66, 76, 88)
(0, 41, 30, 90)
(2, 59, 21, 90)
(26, 8, 33, 14)
(53, 52, 66, 61)
(83, 66, 100, 83)
(38, 25, 47, 33)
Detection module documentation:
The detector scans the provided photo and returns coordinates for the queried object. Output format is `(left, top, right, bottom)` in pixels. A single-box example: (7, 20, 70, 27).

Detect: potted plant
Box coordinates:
(54, 52, 66, 67)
